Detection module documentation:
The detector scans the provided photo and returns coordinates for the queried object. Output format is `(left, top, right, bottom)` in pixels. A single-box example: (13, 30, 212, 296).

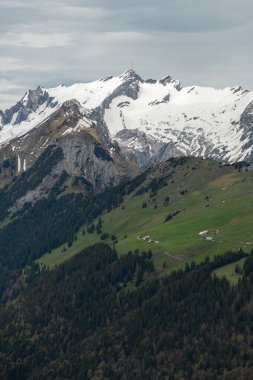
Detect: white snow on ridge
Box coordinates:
(47, 75, 123, 109)
(0, 71, 253, 162)
(0, 74, 125, 146)
(0, 102, 59, 146)
(104, 81, 253, 162)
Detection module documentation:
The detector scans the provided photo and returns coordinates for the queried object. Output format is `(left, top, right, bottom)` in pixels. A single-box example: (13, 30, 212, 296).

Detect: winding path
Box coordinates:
(165, 251, 184, 262)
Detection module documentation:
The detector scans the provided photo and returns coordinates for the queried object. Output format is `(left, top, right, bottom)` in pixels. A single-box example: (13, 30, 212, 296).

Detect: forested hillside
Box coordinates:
(0, 244, 253, 379)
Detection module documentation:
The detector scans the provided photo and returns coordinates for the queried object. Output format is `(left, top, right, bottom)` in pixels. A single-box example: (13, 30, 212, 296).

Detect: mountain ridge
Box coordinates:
(1, 70, 253, 164)
(0, 69, 253, 198)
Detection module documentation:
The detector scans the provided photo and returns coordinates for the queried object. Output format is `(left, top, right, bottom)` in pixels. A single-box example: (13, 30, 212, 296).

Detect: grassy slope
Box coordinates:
(212, 257, 246, 285)
(38, 158, 253, 271)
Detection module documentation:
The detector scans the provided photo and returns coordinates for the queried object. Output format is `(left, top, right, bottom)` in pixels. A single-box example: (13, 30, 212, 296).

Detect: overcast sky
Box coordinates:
(0, 0, 253, 110)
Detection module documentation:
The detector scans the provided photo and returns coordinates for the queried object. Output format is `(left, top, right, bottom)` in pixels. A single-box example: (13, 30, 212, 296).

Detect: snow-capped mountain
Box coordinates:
(0, 69, 253, 188)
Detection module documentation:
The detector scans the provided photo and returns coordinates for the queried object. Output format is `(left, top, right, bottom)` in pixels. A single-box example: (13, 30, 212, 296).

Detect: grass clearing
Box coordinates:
(38, 159, 253, 271)
(212, 257, 247, 285)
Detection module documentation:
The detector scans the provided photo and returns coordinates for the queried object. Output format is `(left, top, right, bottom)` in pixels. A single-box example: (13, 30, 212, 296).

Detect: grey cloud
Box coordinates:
(0, 57, 30, 71)
(0, 0, 253, 110)
(0, 33, 72, 48)
(64, 0, 253, 33)
(1, 0, 251, 33)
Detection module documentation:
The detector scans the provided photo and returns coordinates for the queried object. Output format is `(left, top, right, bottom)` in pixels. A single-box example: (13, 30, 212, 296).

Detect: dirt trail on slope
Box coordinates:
(165, 251, 184, 261)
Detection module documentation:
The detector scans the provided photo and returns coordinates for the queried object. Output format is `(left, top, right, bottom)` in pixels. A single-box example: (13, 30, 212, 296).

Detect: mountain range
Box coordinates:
(0, 69, 253, 196)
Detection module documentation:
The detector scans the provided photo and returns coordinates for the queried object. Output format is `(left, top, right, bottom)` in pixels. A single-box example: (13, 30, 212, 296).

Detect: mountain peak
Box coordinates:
(20, 86, 49, 113)
(159, 75, 182, 90)
(23, 86, 47, 106)
(119, 69, 144, 83)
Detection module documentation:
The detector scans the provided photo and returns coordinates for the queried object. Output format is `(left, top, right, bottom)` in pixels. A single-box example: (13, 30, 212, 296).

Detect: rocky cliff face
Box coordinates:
(0, 93, 140, 212)
(5, 131, 139, 217)
(56, 131, 138, 190)
(114, 129, 163, 169)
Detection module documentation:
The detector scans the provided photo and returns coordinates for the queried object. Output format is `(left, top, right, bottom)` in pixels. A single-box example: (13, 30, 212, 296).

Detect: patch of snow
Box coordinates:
(62, 127, 73, 136)
(17, 155, 21, 172)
